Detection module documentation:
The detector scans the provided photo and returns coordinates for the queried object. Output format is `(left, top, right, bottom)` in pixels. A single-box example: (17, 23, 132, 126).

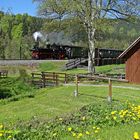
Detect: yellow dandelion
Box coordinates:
(0, 125, 3, 129)
(133, 117, 137, 121)
(120, 115, 124, 118)
(138, 105, 140, 109)
(133, 132, 139, 140)
(8, 135, 12, 139)
(97, 127, 100, 130)
(78, 133, 83, 137)
(0, 133, 3, 137)
(86, 131, 90, 135)
(77, 133, 83, 139)
(113, 116, 117, 120)
(82, 116, 86, 121)
(93, 126, 96, 129)
(72, 132, 76, 137)
(53, 133, 57, 136)
(59, 118, 63, 121)
(95, 130, 98, 133)
(111, 111, 117, 115)
(68, 127, 72, 132)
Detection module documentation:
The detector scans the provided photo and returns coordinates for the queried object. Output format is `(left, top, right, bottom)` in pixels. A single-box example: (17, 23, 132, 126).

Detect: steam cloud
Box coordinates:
(33, 31, 43, 41)
(33, 31, 74, 46)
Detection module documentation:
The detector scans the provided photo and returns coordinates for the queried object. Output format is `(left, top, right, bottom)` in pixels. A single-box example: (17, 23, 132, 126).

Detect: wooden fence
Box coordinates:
(0, 70, 8, 78)
(31, 71, 126, 88)
(65, 58, 125, 70)
(74, 74, 128, 102)
(31, 72, 73, 88)
(65, 58, 87, 70)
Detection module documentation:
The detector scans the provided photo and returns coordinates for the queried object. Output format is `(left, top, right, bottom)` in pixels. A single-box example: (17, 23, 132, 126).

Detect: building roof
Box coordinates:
(118, 36, 140, 59)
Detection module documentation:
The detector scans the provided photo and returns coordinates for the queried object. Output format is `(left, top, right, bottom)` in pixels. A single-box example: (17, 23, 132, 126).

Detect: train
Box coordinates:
(30, 43, 124, 65)
(94, 48, 124, 66)
(30, 43, 88, 59)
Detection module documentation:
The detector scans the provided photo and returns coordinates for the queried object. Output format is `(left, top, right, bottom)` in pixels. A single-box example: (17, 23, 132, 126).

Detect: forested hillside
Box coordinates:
(0, 11, 44, 59)
(0, 11, 140, 59)
(44, 18, 140, 49)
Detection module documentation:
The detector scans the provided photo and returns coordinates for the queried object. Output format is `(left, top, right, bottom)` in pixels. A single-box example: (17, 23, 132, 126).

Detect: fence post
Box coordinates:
(31, 73, 34, 84)
(108, 78, 112, 102)
(53, 72, 55, 81)
(64, 73, 67, 84)
(74, 75, 78, 97)
(55, 74, 58, 86)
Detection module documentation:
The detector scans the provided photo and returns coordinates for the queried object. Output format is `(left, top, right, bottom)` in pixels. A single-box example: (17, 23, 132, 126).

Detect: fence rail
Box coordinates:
(77, 74, 127, 82)
(65, 58, 88, 70)
(31, 72, 74, 88)
(31, 71, 126, 88)
(74, 74, 128, 101)
(65, 58, 125, 70)
(0, 70, 8, 78)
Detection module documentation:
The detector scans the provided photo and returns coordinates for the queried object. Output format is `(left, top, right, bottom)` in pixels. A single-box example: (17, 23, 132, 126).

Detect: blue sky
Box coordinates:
(0, 0, 38, 16)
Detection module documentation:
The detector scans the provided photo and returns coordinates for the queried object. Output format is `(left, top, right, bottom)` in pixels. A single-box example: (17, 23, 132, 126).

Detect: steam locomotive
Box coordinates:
(30, 43, 88, 59)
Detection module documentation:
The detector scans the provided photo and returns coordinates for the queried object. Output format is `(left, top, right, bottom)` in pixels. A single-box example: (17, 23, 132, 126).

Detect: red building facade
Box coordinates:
(119, 37, 140, 84)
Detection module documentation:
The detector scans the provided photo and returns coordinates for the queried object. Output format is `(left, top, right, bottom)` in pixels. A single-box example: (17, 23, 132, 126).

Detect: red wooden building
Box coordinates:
(119, 36, 140, 84)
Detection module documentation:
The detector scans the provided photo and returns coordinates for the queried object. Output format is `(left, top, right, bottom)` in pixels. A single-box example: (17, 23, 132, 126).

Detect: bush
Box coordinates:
(0, 77, 35, 100)
(0, 88, 13, 99)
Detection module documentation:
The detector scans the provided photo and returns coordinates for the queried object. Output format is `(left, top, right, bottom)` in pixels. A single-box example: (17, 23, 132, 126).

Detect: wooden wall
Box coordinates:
(126, 44, 140, 84)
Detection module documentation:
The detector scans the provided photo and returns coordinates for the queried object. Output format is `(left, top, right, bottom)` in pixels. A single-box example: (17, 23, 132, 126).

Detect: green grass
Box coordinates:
(1, 61, 125, 76)
(39, 61, 125, 75)
(39, 61, 67, 72)
(99, 124, 140, 140)
(1, 62, 138, 140)
(0, 83, 140, 139)
(96, 64, 125, 74)
(39, 61, 89, 74)
(0, 85, 140, 124)
(0, 86, 99, 123)
(39, 62, 125, 74)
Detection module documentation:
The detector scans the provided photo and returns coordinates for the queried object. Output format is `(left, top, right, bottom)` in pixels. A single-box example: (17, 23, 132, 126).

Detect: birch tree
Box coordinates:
(34, 0, 140, 73)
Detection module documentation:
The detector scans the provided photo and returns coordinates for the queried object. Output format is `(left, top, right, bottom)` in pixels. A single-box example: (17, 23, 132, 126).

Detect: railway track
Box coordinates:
(0, 60, 68, 66)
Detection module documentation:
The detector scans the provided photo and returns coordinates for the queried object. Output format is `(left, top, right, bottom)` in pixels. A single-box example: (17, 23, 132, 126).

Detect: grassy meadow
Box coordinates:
(0, 61, 140, 140)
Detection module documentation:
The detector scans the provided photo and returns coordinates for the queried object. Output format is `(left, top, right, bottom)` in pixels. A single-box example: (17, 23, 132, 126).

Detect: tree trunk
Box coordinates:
(88, 27, 96, 74)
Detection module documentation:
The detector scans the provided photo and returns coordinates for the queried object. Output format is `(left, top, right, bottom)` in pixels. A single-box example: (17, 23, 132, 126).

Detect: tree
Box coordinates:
(11, 23, 23, 39)
(34, 0, 140, 73)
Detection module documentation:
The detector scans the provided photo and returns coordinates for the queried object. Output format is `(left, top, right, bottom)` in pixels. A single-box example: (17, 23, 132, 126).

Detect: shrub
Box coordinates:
(0, 77, 35, 100)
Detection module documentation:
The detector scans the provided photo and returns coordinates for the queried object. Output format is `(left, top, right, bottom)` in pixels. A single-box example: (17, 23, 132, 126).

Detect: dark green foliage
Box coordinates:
(0, 77, 34, 100)
(0, 88, 12, 99)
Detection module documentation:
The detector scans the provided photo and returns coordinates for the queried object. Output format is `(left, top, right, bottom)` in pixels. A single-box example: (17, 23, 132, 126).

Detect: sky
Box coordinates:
(0, 0, 38, 16)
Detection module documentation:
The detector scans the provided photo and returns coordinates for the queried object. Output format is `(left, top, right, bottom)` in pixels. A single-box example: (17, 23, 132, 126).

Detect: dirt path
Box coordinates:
(64, 83, 140, 91)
